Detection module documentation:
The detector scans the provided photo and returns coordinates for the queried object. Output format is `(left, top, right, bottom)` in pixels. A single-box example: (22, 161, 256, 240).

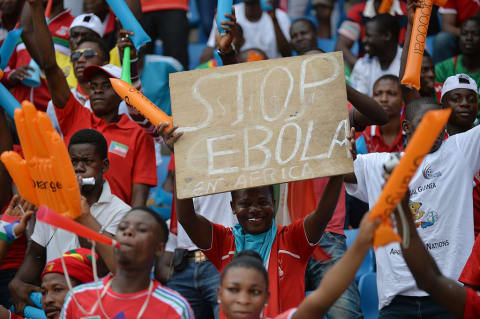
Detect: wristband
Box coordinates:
(99, 225, 107, 234)
(0, 220, 20, 243)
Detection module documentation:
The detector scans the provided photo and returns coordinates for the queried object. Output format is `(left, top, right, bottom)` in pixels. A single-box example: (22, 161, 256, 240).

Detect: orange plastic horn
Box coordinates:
(378, 0, 394, 14)
(110, 78, 173, 132)
(401, 0, 448, 89)
(369, 108, 451, 249)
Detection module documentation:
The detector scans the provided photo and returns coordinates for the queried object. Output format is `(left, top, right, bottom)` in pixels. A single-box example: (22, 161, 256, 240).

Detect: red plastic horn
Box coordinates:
(37, 206, 120, 247)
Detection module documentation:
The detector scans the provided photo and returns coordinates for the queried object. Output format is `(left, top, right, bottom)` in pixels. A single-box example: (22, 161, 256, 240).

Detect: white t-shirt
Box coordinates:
(166, 192, 237, 251)
(207, 3, 291, 59)
(349, 46, 402, 96)
(345, 125, 480, 309)
(31, 181, 130, 261)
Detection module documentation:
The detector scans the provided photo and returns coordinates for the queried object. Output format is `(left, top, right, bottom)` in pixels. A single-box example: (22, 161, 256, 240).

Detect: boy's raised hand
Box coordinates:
(215, 7, 239, 53)
(406, 0, 422, 24)
(5, 195, 36, 238)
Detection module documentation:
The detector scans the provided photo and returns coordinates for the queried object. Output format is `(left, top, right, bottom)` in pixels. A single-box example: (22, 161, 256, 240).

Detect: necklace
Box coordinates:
(95, 277, 154, 319)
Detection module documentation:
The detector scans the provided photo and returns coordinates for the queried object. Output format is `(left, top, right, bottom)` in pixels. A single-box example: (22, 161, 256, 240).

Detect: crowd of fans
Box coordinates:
(0, 0, 479, 318)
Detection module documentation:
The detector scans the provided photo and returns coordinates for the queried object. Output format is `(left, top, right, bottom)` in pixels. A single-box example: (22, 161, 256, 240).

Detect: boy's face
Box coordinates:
(460, 20, 480, 56)
(372, 79, 403, 120)
(115, 210, 165, 269)
(363, 21, 385, 57)
(231, 187, 275, 235)
(88, 73, 121, 116)
(420, 57, 435, 95)
(72, 41, 105, 81)
(69, 143, 107, 192)
(443, 88, 478, 129)
(290, 21, 317, 55)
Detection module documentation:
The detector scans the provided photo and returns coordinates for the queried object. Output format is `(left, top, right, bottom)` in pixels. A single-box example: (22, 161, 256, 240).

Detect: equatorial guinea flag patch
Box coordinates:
(109, 141, 129, 158)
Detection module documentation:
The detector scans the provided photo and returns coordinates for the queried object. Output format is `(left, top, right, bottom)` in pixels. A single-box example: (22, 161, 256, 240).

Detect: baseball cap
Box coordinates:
(441, 73, 479, 101)
(69, 14, 105, 37)
(83, 64, 122, 81)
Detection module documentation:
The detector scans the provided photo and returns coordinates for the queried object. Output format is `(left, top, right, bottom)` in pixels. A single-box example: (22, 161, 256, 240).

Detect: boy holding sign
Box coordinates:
(160, 123, 343, 318)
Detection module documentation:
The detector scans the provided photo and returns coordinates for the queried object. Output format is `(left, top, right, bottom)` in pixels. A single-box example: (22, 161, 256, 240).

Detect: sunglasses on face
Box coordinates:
(71, 48, 97, 62)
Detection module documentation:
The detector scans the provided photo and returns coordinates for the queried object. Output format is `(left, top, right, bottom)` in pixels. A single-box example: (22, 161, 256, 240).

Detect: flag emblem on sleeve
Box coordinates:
(109, 141, 129, 158)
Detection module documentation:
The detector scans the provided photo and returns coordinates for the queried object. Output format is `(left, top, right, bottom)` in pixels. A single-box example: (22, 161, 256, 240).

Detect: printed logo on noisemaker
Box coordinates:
(422, 164, 441, 179)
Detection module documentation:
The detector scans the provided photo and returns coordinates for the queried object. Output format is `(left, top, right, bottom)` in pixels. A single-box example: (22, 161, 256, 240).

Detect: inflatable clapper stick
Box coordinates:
(121, 47, 131, 84)
(0, 28, 22, 70)
(0, 101, 81, 219)
(37, 206, 120, 247)
(378, 0, 394, 14)
(217, 0, 232, 34)
(368, 108, 451, 249)
(0, 28, 23, 118)
(105, 0, 151, 50)
(110, 78, 173, 132)
(401, 0, 447, 89)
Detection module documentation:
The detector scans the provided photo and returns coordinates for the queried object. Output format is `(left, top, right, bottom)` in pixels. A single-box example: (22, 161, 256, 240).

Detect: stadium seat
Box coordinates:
(355, 248, 375, 282)
(189, 43, 207, 70)
(345, 228, 358, 248)
(358, 272, 379, 319)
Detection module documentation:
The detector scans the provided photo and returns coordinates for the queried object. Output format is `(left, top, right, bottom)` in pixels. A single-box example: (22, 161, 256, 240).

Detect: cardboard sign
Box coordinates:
(170, 52, 353, 199)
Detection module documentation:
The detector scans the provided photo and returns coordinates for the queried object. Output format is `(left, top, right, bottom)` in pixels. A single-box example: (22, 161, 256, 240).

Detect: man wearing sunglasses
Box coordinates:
(26, 0, 157, 208)
(45, 36, 110, 134)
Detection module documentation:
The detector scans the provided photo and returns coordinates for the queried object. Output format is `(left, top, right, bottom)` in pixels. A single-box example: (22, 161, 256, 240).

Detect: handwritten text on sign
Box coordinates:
(170, 52, 353, 199)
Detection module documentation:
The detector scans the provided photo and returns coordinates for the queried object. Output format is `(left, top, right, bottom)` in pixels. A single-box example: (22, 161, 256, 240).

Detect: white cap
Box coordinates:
(83, 64, 122, 81)
(69, 14, 105, 37)
(441, 73, 479, 101)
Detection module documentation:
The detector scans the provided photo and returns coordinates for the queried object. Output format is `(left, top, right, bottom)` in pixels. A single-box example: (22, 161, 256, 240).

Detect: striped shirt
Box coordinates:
(60, 275, 193, 319)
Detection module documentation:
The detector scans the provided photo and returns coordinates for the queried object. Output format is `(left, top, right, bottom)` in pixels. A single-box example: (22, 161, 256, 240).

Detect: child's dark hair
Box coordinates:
(405, 97, 440, 122)
(374, 74, 401, 89)
(291, 17, 317, 33)
(69, 129, 108, 160)
(221, 250, 269, 287)
(127, 207, 169, 243)
(77, 34, 110, 63)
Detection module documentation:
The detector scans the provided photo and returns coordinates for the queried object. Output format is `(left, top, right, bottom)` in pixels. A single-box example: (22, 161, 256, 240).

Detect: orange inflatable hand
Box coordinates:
(110, 78, 173, 132)
(401, 0, 448, 89)
(0, 101, 81, 219)
(369, 108, 451, 249)
(378, 0, 394, 14)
